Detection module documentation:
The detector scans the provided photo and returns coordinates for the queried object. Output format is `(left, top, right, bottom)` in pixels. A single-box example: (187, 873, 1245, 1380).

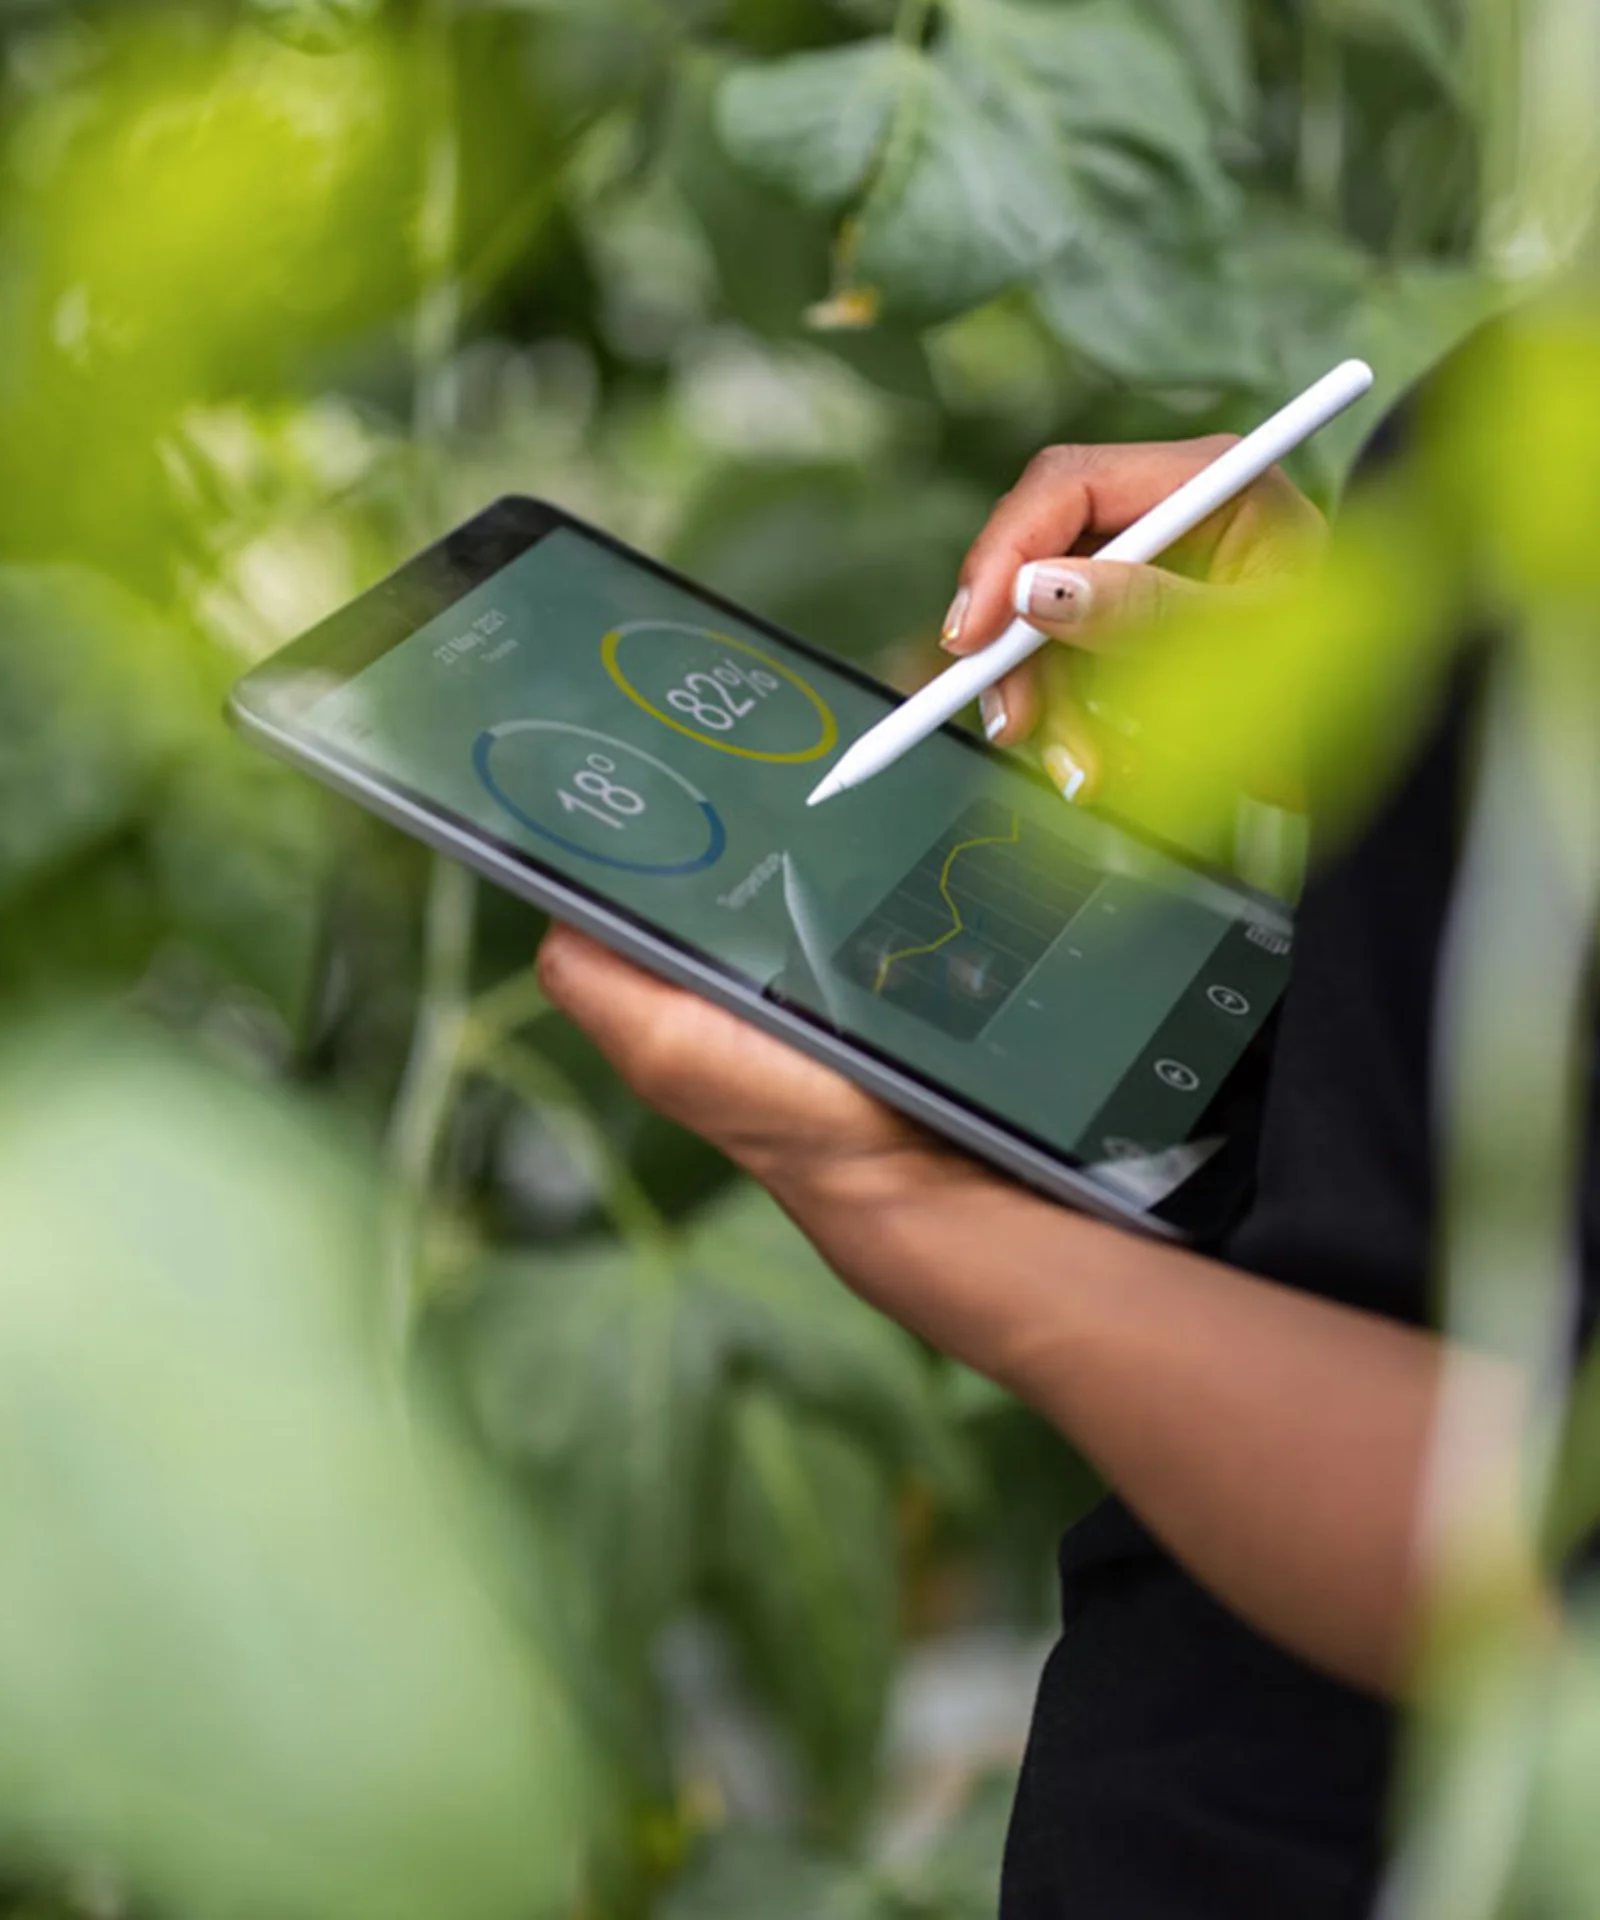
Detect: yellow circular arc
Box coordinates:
(601, 623, 838, 765)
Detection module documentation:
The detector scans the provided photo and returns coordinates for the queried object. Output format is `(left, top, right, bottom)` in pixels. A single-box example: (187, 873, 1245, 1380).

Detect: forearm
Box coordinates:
(762, 1156, 1525, 1698)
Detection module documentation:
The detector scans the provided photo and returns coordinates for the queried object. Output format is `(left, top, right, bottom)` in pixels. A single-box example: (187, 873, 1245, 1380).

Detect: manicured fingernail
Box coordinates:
(941, 586, 972, 651)
(1015, 563, 1092, 624)
(1043, 743, 1088, 802)
(981, 688, 1007, 741)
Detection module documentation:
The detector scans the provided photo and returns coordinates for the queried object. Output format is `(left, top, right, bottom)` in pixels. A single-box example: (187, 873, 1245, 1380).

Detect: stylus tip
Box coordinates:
(806, 771, 845, 807)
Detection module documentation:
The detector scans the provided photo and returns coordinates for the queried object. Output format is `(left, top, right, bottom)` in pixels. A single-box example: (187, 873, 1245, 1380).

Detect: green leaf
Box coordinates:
(1319, 0, 1462, 94)
(945, 0, 1233, 213)
(691, 1184, 975, 1502)
(463, 1239, 723, 1637)
(1035, 217, 1267, 389)
(709, 1385, 900, 1841)
(849, 49, 1081, 315)
(148, 738, 335, 1025)
(0, 570, 198, 906)
(715, 0, 1231, 320)
(247, 0, 383, 54)
(716, 40, 910, 212)
(660, 1827, 889, 1920)
(1131, 0, 1255, 128)
(0, 1025, 596, 1920)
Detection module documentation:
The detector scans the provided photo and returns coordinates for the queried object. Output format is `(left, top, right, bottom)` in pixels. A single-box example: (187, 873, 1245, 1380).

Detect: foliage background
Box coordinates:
(0, 0, 1535, 1915)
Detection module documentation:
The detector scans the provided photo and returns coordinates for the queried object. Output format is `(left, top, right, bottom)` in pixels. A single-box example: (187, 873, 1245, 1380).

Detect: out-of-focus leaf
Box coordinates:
(0, 569, 199, 905)
(1320, 0, 1462, 94)
(716, 40, 909, 213)
(672, 462, 986, 667)
(1229, 206, 1494, 493)
(1093, 478, 1461, 852)
(716, 0, 1229, 319)
(710, 1386, 898, 1841)
(462, 1238, 722, 1638)
(0, 1026, 596, 1920)
(692, 1183, 974, 1501)
(148, 739, 333, 1024)
(248, 0, 383, 54)
(1132, 0, 1255, 128)
(660, 1826, 888, 1920)
(1035, 217, 1265, 389)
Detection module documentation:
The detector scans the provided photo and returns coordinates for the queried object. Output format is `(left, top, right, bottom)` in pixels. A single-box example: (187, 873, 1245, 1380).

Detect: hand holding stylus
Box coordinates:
(807, 360, 1372, 807)
(948, 434, 1328, 806)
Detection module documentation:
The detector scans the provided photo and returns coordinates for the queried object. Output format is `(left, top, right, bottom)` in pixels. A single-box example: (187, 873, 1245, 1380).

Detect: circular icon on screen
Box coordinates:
(1155, 1059, 1201, 1093)
(1206, 985, 1251, 1017)
(602, 621, 838, 765)
(473, 720, 726, 877)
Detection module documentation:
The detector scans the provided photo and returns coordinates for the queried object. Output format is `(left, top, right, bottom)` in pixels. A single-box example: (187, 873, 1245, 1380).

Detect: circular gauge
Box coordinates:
(473, 720, 726, 877)
(601, 621, 838, 765)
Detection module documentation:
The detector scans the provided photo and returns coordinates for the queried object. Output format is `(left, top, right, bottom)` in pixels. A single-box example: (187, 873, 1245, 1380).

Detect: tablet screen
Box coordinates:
(301, 521, 1291, 1187)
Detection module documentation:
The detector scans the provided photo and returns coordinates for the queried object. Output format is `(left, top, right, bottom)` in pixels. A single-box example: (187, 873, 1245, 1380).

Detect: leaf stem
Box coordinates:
(382, 0, 470, 1358)
(383, 854, 476, 1352)
(465, 1029, 674, 1264)
(1297, 12, 1345, 223)
(894, 0, 936, 51)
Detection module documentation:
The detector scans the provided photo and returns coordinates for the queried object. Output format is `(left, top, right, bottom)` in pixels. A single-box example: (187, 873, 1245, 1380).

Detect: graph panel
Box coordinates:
(833, 798, 1099, 1040)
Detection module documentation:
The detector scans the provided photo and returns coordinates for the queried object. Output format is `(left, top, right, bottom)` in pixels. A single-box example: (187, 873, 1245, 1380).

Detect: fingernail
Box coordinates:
(1043, 743, 1088, 802)
(981, 688, 1007, 742)
(941, 586, 972, 651)
(1015, 563, 1092, 624)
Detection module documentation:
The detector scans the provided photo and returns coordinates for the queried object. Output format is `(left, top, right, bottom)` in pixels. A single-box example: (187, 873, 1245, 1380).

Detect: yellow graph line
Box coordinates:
(872, 813, 1021, 994)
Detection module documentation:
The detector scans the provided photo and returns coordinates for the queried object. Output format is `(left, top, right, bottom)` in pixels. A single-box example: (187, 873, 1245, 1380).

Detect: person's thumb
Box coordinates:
(1012, 556, 1215, 647)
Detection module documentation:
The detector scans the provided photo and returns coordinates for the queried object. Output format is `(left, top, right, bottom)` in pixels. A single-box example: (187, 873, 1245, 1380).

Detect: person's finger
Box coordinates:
(942, 437, 1244, 658)
(978, 657, 1043, 748)
(1029, 656, 1106, 806)
(1011, 555, 1220, 648)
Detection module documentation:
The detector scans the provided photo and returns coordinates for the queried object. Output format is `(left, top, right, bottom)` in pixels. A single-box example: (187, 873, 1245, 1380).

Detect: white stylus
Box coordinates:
(806, 357, 1375, 807)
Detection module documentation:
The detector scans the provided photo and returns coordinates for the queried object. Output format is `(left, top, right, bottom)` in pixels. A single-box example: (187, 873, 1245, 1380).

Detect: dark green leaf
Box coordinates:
(1035, 220, 1267, 389)
(716, 40, 910, 211)
(463, 1239, 723, 1635)
(0, 570, 198, 906)
(1131, 0, 1255, 128)
(691, 1184, 975, 1501)
(1320, 0, 1462, 94)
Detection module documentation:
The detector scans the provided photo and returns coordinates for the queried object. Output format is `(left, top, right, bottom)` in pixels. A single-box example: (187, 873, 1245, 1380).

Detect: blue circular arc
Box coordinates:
(472, 730, 726, 877)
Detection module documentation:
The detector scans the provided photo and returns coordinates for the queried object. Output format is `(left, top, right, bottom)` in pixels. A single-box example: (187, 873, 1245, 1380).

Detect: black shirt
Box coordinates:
(1000, 445, 1600, 1915)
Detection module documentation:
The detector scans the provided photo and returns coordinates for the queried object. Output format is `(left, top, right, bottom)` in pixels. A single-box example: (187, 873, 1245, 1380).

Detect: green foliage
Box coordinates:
(0, 0, 1554, 1916)
(0, 1024, 597, 1920)
(459, 1183, 970, 1838)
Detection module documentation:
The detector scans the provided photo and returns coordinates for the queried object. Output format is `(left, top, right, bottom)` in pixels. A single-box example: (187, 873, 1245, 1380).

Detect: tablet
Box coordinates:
(229, 496, 1292, 1242)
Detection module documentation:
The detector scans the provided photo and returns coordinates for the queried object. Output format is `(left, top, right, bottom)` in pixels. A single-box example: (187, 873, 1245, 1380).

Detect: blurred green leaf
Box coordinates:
(717, 0, 1230, 319)
(711, 1385, 899, 1840)
(1132, 0, 1255, 127)
(1320, 0, 1462, 94)
(0, 1025, 597, 1920)
(0, 570, 199, 907)
(248, 0, 383, 55)
(660, 1826, 890, 1920)
(694, 1182, 973, 1500)
(462, 1236, 722, 1638)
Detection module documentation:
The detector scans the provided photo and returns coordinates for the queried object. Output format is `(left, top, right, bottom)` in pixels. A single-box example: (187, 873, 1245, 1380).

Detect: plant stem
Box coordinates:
(466, 1030, 673, 1264)
(894, 0, 936, 51)
(383, 0, 469, 1357)
(383, 854, 476, 1352)
(1297, 10, 1345, 223)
